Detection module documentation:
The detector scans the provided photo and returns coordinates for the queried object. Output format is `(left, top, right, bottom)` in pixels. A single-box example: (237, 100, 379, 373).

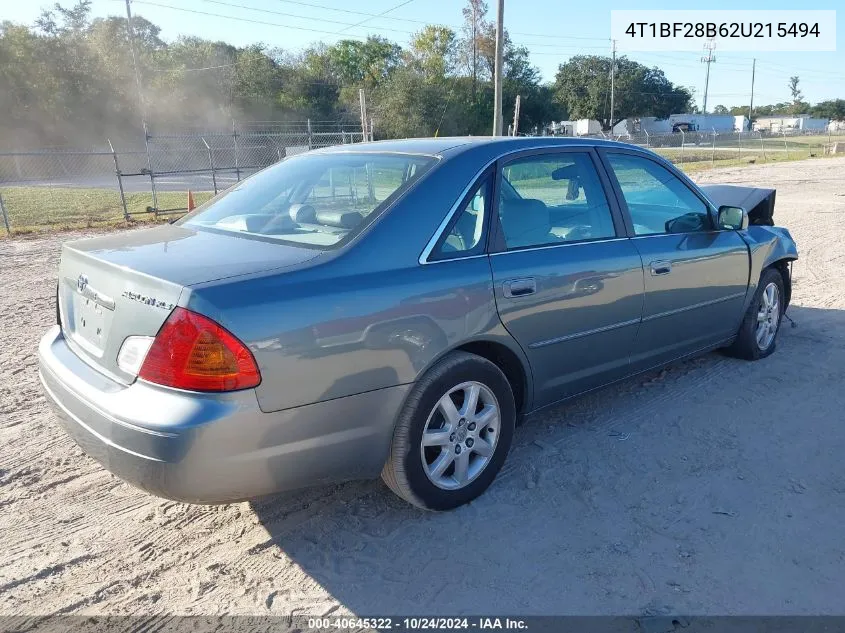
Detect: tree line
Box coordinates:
(0, 0, 840, 150)
(711, 76, 845, 121)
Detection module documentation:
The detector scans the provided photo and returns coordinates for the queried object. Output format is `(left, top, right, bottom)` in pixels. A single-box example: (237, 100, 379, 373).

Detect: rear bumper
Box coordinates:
(38, 325, 409, 503)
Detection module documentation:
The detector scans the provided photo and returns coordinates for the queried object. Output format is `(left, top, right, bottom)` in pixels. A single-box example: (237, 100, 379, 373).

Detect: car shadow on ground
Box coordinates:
(248, 305, 845, 616)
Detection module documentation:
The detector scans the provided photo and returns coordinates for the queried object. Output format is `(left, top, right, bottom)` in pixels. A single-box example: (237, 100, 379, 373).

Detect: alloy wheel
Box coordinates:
(756, 282, 780, 350)
(420, 381, 501, 490)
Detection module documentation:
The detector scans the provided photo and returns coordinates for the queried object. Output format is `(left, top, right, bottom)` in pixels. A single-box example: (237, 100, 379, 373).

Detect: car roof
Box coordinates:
(312, 136, 632, 157)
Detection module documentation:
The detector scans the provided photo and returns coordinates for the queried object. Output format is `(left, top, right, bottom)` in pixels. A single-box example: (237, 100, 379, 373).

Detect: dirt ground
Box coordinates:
(1, 158, 844, 617)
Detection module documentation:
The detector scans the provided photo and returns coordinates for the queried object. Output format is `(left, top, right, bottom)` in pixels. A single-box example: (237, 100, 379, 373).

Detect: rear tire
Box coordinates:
(381, 351, 516, 511)
(727, 267, 785, 360)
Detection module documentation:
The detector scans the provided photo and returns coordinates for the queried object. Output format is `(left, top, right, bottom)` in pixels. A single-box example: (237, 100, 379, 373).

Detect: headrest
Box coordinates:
(315, 210, 364, 229)
(289, 203, 316, 223)
(499, 198, 550, 235)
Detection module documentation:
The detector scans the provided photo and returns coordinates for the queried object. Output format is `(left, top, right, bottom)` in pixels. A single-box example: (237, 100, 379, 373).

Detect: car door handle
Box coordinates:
(650, 260, 672, 276)
(503, 278, 536, 298)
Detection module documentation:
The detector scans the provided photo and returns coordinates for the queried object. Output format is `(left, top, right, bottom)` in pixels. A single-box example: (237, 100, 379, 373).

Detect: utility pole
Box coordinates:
(492, 0, 504, 136)
(358, 89, 368, 142)
(609, 39, 616, 132)
(748, 58, 756, 129)
(124, 0, 146, 120)
(471, 2, 477, 103)
(512, 95, 521, 136)
(701, 39, 716, 114)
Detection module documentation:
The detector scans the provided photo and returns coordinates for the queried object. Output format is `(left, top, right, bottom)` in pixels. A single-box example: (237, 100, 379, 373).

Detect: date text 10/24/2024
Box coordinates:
(306, 617, 528, 630)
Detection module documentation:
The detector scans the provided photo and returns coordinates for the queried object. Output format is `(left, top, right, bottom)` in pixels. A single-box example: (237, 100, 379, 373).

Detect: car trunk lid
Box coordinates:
(58, 224, 321, 384)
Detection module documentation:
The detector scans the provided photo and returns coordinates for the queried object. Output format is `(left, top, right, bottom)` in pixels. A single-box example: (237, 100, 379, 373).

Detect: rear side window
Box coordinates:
(606, 153, 710, 235)
(180, 153, 436, 249)
(430, 175, 492, 260)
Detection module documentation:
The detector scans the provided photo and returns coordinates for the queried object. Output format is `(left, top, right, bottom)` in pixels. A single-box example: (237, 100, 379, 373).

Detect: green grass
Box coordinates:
(0, 187, 214, 235)
(676, 150, 845, 174)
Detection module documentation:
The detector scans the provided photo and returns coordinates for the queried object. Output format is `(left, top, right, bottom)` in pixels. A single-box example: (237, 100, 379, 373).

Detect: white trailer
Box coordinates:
(575, 119, 602, 136)
(669, 114, 735, 132)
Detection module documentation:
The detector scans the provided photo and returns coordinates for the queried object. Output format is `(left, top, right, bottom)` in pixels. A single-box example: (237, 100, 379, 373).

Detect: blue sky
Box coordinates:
(5, 0, 843, 107)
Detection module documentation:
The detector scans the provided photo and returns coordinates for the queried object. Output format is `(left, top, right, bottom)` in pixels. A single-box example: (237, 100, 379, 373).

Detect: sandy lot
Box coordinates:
(1, 158, 844, 617)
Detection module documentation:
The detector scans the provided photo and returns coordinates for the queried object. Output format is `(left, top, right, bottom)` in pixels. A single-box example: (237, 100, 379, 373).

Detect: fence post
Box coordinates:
(142, 120, 158, 216)
(0, 192, 10, 235)
(232, 120, 241, 182)
(712, 131, 716, 165)
(365, 162, 375, 203)
(783, 132, 789, 159)
(108, 139, 130, 221)
(760, 132, 767, 162)
(680, 129, 685, 163)
(644, 130, 650, 147)
(202, 137, 218, 195)
(271, 137, 283, 162)
(307, 119, 313, 150)
(370, 117, 375, 142)
(738, 130, 742, 161)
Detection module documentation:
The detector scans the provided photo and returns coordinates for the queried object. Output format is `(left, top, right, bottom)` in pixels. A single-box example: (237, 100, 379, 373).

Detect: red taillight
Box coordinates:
(138, 307, 261, 392)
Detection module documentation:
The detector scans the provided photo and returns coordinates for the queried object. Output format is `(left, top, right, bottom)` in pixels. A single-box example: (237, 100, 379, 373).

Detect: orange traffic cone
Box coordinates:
(187, 190, 196, 211)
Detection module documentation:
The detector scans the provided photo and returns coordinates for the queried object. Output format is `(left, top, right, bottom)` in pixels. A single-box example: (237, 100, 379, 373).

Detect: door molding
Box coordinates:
(529, 317, 642, 348)
(641, 291, 747, 323)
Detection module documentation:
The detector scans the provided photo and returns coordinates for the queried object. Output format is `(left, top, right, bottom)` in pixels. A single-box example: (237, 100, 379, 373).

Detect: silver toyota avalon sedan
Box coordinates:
(38, 137, 797, 510)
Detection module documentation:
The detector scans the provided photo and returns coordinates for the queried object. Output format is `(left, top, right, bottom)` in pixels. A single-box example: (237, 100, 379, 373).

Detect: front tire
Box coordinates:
(727, 267, 785, 360)
(381, 351, 516, 510)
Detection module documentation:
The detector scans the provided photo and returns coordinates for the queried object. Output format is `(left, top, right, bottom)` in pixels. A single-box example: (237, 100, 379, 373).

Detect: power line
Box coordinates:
(336, 0, 414, 35)
(276, 0, 608, 40)
(197, 0, 414, 35)
(131, 0, 375, 40)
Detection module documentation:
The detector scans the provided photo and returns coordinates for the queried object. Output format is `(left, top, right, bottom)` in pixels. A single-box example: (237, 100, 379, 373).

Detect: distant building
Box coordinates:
(547, 120, 575, 136)
(612, 117, 672, 136)
(734, 115, 750, 132)
(829, 120, 845, 132)
(667, 113, 735, 133)
(612, 114, 745, 136)
(547, 119, 602, 136)
(753, 115, 829, 132)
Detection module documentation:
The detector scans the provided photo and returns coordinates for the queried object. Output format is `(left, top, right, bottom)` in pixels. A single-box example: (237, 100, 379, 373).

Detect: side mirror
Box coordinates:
(666, 212, 707, 233)
(717, 205, 749, 230)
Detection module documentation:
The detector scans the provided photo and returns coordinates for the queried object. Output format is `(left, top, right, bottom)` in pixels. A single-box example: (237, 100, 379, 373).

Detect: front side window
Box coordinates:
(180, 153, 437, 249)
(606, 153, 710, 236)
(498, 152, 616, 249)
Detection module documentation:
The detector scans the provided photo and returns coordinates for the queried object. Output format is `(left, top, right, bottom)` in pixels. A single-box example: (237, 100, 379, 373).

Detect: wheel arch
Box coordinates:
(765, 257, 795, 310)
(453, 339, 532, 415)
(410, 335, 534, 415)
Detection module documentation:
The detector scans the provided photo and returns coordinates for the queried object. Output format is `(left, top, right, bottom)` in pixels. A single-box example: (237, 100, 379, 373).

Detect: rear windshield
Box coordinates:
(179, 152, 437, 248)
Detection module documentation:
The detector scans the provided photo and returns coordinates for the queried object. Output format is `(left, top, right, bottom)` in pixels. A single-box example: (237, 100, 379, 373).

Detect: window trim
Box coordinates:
(596, 147, 718, 237)
(489, 147, 627, 254)
(419, 163, 495, 265)
(426, 171, 494, 263)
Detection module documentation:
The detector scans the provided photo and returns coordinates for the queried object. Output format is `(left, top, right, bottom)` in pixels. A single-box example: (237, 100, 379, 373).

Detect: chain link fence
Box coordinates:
(586, 128, 844, 167)
(0, 121, 366, 234)
(1, 122, 841, 236)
